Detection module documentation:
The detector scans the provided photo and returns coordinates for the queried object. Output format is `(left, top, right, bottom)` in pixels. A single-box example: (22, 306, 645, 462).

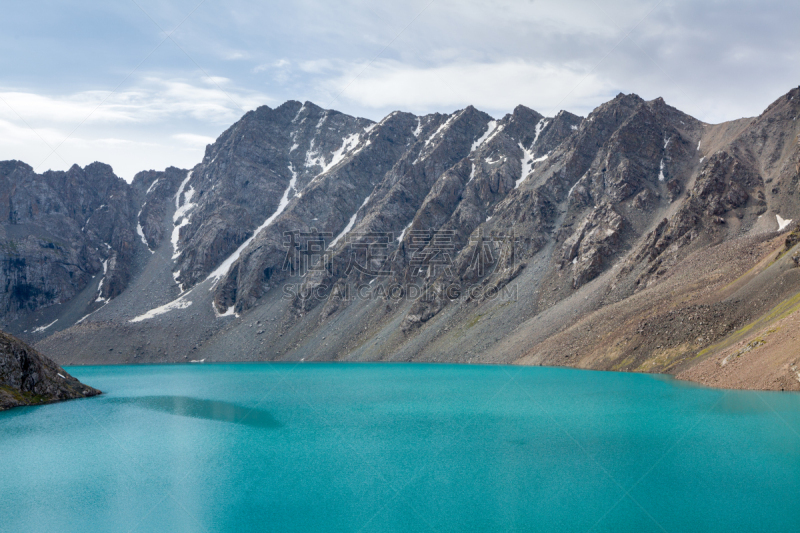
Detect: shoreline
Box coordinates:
(59, 358, 800, 393)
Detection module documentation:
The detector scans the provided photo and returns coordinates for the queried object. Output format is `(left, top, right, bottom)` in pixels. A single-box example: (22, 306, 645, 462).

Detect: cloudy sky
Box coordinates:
(1, 0, 797, 181)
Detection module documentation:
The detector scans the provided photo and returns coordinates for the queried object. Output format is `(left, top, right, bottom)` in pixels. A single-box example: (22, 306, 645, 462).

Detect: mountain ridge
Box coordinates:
(3, 88, 799, 391)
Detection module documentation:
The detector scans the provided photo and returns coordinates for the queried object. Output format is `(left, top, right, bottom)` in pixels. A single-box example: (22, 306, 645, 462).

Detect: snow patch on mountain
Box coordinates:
(325, 132, 361, 171)
(777, 214, 793, 232)
(329, 194, 371, 249)
(95, 259, 109, 303)
(397, 222, 412, 242)
(214, 301, 237, 318)
(471, 120, 498, 153)
(171, 171, 196, 260)
(412, 118, 422, 137)
(130, 291, 194, 323)
(174, 172, 193, 210)
(292, 103, 306, 123)
(146, 179, 159, 194)
(32, 319, 58, 333)
(484, 124, 505, 146)
(305, 139, 323, 169)
(425, 111, 461, 148)
(533, 119, 549, 146)
(207, 165, 298, 284)
(305, 131, 364, 180)
(516, 142, 535, 189)
(136, 208, 153, 253)
(568, 175, 585, 198)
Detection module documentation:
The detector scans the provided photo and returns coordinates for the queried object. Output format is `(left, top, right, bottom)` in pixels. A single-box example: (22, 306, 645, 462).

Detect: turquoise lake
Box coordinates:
(1, 363, 799, 532)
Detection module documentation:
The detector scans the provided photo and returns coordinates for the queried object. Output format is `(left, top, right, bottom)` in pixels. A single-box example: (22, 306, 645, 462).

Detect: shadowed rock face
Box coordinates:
(0, 161, 138, 322)
(5, 87, 800, 391)
(0, 330, 99, 410)
(131, 166, 190, 251)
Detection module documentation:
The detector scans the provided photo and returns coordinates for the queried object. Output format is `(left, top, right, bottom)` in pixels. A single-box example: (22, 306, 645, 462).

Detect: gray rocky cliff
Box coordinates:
(0, 329, 99, 410)
(0, 161, 138, 324)
(132, 166, 189, 251)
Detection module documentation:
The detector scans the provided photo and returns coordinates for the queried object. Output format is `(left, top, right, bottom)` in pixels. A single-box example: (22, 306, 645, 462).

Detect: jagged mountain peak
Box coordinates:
(131, 165, 185, 191)
(644, 96, 705, 132)
(614, 91, 644, 102)
(585, 93, 645, 125)
(0, 159, 33, 175)
(758, 86, 800, 118)
(511, 104, 543, 120)
(276, 99, 303, 110)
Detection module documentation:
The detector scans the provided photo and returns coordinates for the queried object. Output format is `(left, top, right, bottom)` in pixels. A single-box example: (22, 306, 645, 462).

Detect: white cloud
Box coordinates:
(0, 75, 272, 181)
(0, 76, 270, 126)
(2, 0, 798, 181)
(299, 59, 338, 74)
(252, 59, 291, 74)
(223, 50, 249, 60)
(329, 59, 616, 117)
(172, 133, 216, 146)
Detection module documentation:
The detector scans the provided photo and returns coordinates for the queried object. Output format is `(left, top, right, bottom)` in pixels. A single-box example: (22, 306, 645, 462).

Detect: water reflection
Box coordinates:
(112, 396, 282, 428)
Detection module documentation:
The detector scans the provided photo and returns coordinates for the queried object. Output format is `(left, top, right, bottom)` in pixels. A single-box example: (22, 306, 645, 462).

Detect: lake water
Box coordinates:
(1, 363, 799, 532)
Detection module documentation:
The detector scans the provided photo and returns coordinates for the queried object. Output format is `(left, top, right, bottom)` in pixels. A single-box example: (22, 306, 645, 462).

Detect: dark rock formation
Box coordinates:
(0, 161, 138, 322)
(132, 166, 189, 251)
(785, 223, 800, 251)
(0, 330, 99, 410)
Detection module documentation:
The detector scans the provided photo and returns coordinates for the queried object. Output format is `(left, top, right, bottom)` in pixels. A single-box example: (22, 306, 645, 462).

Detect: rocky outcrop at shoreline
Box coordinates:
(0, 330, 100, 411)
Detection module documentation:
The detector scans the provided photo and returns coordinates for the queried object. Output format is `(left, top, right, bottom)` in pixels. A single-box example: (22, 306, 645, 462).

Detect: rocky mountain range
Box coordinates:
(3, 87, 800, 390)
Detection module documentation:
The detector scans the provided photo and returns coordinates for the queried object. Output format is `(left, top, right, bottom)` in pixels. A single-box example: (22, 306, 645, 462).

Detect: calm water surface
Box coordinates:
(1, 363, 799, 532)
